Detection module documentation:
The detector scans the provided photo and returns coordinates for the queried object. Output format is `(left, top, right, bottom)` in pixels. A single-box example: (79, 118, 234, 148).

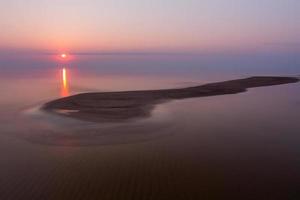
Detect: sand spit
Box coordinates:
(43, 76, 299, 123)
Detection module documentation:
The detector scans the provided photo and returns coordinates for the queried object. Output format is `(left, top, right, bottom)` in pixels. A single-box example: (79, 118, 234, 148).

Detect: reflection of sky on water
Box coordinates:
(0, 57, 299, 198)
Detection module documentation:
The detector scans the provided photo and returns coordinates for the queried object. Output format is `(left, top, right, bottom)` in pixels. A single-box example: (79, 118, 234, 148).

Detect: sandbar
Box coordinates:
(42, 76, 299, 123)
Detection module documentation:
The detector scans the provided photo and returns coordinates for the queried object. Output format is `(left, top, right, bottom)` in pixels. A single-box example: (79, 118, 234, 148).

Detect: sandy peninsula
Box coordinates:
(42, 76, 299, 123)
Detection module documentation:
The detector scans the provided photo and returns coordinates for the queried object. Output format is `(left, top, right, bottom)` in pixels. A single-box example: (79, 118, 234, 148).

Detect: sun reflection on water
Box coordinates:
(61, 67, 69, 97)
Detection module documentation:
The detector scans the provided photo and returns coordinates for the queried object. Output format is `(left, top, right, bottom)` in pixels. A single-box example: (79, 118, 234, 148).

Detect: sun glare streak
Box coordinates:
(61, 67, 69, 97)
(63, 68, 67, 87)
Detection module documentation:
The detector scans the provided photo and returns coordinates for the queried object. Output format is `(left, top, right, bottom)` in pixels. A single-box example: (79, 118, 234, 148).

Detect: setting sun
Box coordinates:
(58, 53, 73, 61)
(61, 54, 67, 59)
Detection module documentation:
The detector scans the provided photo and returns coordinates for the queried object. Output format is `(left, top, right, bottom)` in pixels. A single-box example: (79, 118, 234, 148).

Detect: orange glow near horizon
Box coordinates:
(61, 67, 69, 97)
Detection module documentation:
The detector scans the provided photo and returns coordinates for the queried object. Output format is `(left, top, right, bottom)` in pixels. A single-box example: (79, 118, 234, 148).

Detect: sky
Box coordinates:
(0, 0, 299, 54)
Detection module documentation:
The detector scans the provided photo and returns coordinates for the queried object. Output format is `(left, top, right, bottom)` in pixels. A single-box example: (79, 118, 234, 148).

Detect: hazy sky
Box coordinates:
(0, 0, 299, 53)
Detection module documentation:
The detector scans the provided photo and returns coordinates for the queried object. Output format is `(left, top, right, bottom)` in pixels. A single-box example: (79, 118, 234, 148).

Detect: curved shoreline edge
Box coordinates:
(42, 76, 299, 123)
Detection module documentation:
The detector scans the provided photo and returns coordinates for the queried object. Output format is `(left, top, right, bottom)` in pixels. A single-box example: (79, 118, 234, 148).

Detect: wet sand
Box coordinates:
(43, 76, 299, 123)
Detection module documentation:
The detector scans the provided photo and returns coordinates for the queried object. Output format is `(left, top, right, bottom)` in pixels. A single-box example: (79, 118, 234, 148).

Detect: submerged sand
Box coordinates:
(42, 76, 299, 123)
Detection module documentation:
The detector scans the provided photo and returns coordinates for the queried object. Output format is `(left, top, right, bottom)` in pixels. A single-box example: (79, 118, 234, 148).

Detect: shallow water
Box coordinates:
(0, 61, 300, 199)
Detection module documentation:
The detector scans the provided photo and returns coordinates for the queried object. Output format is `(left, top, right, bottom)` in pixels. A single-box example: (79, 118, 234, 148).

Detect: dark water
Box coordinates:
(0, 55, 300, 199)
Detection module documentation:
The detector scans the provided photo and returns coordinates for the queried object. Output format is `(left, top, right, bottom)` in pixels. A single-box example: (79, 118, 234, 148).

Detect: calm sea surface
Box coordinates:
(0, 54, 300, 199)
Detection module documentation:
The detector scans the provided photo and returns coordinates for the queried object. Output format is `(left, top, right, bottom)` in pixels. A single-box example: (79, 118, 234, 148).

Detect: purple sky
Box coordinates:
(0, 0, 299, 78)
(0, 0, 299, 54)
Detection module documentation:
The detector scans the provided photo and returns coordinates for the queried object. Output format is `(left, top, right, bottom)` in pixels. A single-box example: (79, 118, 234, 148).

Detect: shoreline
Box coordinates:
(42, 76, 299, 123)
